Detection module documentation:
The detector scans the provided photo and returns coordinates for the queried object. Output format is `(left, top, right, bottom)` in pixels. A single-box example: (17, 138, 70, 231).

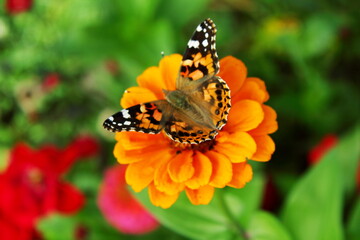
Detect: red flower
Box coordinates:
(98, 165, 159, 235)
(308, 134, 338, 165)
(42, 73, 60, 92)
(0, 138, 97, 240)
(5, 0, 32, 14)
(308, 134, 360, 192)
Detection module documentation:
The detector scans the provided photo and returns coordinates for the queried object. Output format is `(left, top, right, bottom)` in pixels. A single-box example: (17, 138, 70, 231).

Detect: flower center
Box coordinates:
(170, 139, 216, 153)
(27, 168, 43, 184)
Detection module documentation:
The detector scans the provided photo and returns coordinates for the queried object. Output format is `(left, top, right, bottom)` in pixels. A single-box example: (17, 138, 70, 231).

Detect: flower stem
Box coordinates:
(217, 190, 248, 240)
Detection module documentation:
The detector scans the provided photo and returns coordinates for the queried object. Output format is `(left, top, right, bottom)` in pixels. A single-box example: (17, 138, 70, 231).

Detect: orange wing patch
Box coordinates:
(179, 19, 219, 82)
(103, 101, 166, 134)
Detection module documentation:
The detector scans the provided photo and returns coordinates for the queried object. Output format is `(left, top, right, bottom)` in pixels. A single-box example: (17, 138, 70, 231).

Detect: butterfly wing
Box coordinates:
(103, 100, 170, 134)
(198, 76, 231, 129)
(164, 114, 218, 144)
(177, 18, 219, 88)
(165, 76, 231, 144)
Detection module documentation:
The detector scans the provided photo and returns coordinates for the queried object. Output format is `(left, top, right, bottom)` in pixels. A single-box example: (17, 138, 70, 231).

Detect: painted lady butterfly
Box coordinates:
(103, 18, 231, 144)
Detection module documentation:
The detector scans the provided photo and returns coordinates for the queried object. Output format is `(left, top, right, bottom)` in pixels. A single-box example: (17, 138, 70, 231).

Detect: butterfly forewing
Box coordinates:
(178, 18, 219, 86)
(103, 101, 168, 134)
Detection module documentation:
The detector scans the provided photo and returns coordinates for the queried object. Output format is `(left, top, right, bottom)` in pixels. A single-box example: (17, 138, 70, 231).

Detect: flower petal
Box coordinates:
(136, 67, 166, 100)
(114, 132, 169, 164)
(251, 135, 275, 162)
(185, 152, 212, 189)
(159, 54, 182, 91)
(121, 87, 159, 108)
(218, 56, 247, 97)
(185, 185, 214, 205)
(206, 151, 232, 188)
(168, 150, 195, 183)
(125, 148, 171, 192)
(56, 182, 85, 214)
(98, 165, 159, 235)
(148, 183, 179, 209)
(215, 131, 257, 163)
(248, 105, 278, 136)
(227, 163, 253, 188)
(224, 100, 264, 132)
(154, 161, 184, 195)
(233, 77, 269, 104)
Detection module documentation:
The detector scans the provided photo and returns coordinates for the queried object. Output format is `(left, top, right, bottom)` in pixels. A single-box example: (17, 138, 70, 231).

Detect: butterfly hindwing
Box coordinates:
(103, 101, 167, 134)
(164, 115, 218, 144)
(178, 18, 219, 84)
(201, 76, 231, 130)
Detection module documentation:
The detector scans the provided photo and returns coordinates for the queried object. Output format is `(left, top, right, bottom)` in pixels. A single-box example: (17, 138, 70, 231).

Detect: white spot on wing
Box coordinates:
(124, 121, 131, 126)
(202, 39, 209, 47)
(188, 40, 200, 48)
(122, 109, 131, 119)
(108, 116, 114, 121)
(196, 25, 202, 32)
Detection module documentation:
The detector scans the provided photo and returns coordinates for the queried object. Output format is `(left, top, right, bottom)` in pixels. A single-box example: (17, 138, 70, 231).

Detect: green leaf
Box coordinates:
(248, 211, 292, 240)
(301, 13, 342, 58)
(134, 173, 265, 240)
(281, 126, 360, 240)
(225, 170, 265, 226)
(347, 197, 360, 240)
(135, 190, 233, 240)
(37, 214, 76, 240)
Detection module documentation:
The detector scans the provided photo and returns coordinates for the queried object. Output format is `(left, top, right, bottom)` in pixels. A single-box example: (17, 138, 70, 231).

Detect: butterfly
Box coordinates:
(103, 18, 231, 144)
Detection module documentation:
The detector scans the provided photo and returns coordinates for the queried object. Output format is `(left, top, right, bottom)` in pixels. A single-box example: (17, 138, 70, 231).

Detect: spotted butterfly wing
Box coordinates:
(103, 101, 169, 134)
(177, 18, 219, 88)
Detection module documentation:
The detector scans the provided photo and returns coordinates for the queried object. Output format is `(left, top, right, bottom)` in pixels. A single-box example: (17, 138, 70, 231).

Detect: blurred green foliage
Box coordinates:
(0, 0, 359, 239)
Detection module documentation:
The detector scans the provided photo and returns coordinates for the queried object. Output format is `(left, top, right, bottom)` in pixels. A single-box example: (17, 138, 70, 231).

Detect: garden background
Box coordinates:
(0, 0, 359, 240)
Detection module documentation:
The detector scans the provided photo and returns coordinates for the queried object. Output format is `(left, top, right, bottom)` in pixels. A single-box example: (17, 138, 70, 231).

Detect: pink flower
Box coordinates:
(98, 165, 159, 235)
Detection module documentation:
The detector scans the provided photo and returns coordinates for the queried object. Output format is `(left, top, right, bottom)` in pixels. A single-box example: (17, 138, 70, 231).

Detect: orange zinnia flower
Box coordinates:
(113, 54, 277, 208)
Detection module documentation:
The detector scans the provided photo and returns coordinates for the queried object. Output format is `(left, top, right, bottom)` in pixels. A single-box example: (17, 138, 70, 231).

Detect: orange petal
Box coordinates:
(115, 131, 166, 151)
(159, 54, 182, 91)
(168, 150, 195, 183)
(148, 182, 179, 209)
(125, 148, 172, 192)
(185, 151, 212, 189)
(136, 67, 166, 100)
(114, 133, 169, 164)
(218, 56, 247, 97)
(248, 105, 278, 136)
(120, 86, 159, 109)
(227, 163, 253, 188)
(185, 185, 214, 205)
(251, 135, 276, 162)
(154, 161, 184, 195)
(224, 100, 264, 132)
(232, 77, 269, 104)
(214, 132, 257, 163)
(206, 151, 232, 188)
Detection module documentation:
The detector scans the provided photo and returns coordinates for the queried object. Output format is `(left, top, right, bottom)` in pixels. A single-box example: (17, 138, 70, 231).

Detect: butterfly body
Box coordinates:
(103, 18, 231, 144)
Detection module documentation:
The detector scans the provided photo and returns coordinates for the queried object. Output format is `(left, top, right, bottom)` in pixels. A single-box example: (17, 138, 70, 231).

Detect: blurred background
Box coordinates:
(0, 0, 359, 240)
